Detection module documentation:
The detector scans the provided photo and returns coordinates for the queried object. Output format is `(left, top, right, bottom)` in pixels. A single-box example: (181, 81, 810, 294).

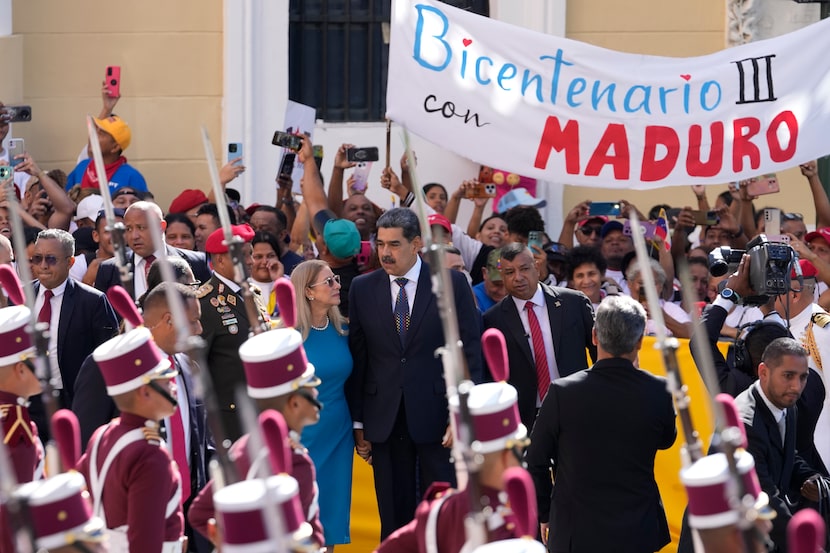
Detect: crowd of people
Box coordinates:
(1, 80, 830, 553)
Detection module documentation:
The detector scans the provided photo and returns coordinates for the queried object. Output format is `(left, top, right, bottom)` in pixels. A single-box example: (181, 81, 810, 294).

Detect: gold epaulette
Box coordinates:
(196, 283, 213, 299)
(2, 404, 35, 445)
(812, 312, 830, 328)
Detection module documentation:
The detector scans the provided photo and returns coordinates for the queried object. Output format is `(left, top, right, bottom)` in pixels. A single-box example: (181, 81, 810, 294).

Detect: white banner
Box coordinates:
(387, 0, 830, 189)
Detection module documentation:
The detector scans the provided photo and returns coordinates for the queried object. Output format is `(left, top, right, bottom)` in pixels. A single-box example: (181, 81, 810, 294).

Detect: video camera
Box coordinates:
(708, 234, 796, 305)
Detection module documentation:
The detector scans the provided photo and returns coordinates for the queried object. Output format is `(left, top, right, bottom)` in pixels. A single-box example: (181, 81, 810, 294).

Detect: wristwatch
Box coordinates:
(720, 288, 741, 304)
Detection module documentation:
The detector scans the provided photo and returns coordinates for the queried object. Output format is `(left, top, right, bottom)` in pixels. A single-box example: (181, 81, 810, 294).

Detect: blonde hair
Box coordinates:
(290, 260, 347, 341)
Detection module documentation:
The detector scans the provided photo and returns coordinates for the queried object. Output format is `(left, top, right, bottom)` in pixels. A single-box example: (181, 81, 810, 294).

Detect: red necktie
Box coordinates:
(525, 301, 551, 402)
(38, 290, 54, 325)
(143, 254, 156, 280)
(168, 356, 191, 502)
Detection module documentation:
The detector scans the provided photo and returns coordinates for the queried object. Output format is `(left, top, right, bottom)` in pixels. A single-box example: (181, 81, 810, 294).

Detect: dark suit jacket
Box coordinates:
(347, 262, 483, 444)
(27, 279, 118, 439)
(483, 284, 596, 431)
(690, 303, 755, 397)
(526, 358, 676, 553)
(93, 246, 210, 298)
(736, 382, 818, 552)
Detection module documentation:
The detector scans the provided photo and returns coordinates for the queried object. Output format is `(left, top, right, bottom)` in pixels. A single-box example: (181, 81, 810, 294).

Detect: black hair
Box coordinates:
(478, 214, 506, 233)
(196, 203, 237, 225)
(377, 208, 421, 242)
(164, 212, 196, 236)
(503, 206, 544, 240)
(566, 246, 607, 281)
(422, 183, 447, 197)
(251, 231, 282, 257)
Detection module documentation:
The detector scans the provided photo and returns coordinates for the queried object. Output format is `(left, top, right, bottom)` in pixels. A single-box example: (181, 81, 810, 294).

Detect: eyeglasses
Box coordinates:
(782, 212, 804, 221)
(309, 274, 341, 288)
(30, 254, 70, 266)
(295, 387, 323, 410)
(579, 226, 602, 236)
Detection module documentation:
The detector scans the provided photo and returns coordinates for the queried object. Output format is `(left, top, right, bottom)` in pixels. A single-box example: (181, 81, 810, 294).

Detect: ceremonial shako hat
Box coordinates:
(681, 451, 773, 529)
(14, 472, 105, 549)
(239, 328, 319, 399)
(214, 475, 313, 552)
(449, 382, 527, 454)
(92, 326, 176, 396)
(0, 305, 34, 366)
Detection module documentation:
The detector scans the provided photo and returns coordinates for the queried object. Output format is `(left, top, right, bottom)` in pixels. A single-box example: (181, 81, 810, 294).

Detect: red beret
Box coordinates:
(793, 258, 819, 279)
(428, 213, 452, 234)
(205, 224, 256, 254)
(168, 189, 208, 215)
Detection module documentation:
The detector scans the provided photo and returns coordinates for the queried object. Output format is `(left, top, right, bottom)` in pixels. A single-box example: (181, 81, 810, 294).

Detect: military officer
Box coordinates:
(76, 326, 184, 553)
(197, 223, 269, 442)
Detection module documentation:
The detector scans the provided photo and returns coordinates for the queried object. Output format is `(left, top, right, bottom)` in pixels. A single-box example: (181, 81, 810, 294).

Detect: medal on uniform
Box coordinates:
(228, 294, 237, 306)
(228, 324, 239, 335)
(210, 297, 219, 307)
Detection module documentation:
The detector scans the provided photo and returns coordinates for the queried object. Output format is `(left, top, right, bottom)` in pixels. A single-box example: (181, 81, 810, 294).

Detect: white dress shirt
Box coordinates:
(511, 284, 560, 406)
(388, 256, 422, 314)
(133, 246, 168, 299)
(34, 278, 69, 390)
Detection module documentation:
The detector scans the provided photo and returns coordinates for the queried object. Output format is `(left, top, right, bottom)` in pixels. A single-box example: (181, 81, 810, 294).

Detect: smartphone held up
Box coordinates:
(105, 65, 121, 98)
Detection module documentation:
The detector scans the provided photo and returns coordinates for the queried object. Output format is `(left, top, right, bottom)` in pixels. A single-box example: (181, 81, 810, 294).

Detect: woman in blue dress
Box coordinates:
(291, 259, 354, 549)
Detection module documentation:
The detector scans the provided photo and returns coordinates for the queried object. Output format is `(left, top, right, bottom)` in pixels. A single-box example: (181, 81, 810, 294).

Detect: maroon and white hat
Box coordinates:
(448, 382, 526, 454)
(14, 471, 104, 549)
(214, 475, 313, 553)
(0, 305, 34, 366)
(681, 450, 772, 529)
(92, 326, 176, 396)
(239, 329, 319, 399)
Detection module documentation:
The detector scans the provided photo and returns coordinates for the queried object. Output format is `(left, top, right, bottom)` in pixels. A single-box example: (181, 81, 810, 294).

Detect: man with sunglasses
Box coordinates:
(29, 229, 118, 440)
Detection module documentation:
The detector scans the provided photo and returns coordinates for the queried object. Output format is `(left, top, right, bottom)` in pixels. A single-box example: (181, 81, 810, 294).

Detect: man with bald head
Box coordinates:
(93, 201, 210, 299)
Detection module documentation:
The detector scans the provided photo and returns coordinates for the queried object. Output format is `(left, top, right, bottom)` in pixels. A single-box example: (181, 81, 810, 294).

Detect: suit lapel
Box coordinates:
(57, 279, 75, 354)
(503, 298, 534, 368)
(405, 263, 433, 348)
(544, 286, 563, 364)
(753, 387, 785, 452)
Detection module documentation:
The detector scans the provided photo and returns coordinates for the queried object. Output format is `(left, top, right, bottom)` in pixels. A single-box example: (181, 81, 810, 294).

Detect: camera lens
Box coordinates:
(110, 79, 117, 86)
(229, 144, 237, 153)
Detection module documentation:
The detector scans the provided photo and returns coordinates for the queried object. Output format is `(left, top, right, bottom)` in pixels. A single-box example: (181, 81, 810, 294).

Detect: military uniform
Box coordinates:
(187, 426, 324, 547)
(77, 412, 183, 552)
(376, 485, 522, 553)
(197, 273, 269, 441)
(0, 389, 42, 483)
(787, 302, 830, 474)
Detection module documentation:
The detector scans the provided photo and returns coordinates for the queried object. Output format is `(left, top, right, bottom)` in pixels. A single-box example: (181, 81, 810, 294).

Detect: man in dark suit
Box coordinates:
(735, 337, 822, 552)
(348, 207, 483, 540)
(29, 228, 118, 439)
(526, 295, 676, 553)
(72, 282, 212, 553)
(93, 201, 210, 299)
(483, 242, 595, 431)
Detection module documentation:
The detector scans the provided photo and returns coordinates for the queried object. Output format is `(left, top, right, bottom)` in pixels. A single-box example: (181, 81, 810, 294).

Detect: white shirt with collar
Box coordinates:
(510, 283, 560, 406)
(388, 255, 422, 314)
(34, 277, 69, 390)
(214, 271, 242, 295)
(134, 245, 168, 299)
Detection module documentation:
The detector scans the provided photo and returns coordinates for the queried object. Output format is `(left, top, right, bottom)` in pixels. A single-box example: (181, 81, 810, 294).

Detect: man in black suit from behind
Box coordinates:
(735, 337, 822, 552)
(348, 207, 483, 539)
(526, 294, 676, 553)
(29, 228, 118, 440)
(94, 201, 210, 299)
(483, 242, 595, 431)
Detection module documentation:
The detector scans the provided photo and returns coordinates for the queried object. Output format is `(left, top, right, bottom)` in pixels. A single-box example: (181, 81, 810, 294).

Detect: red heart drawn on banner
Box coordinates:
(680, 74, 691, 81)
(462, 38, 473, 47)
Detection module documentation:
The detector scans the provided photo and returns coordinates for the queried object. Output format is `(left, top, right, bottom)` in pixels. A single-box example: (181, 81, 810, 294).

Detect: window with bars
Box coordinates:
(288, 0, 489, 122)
